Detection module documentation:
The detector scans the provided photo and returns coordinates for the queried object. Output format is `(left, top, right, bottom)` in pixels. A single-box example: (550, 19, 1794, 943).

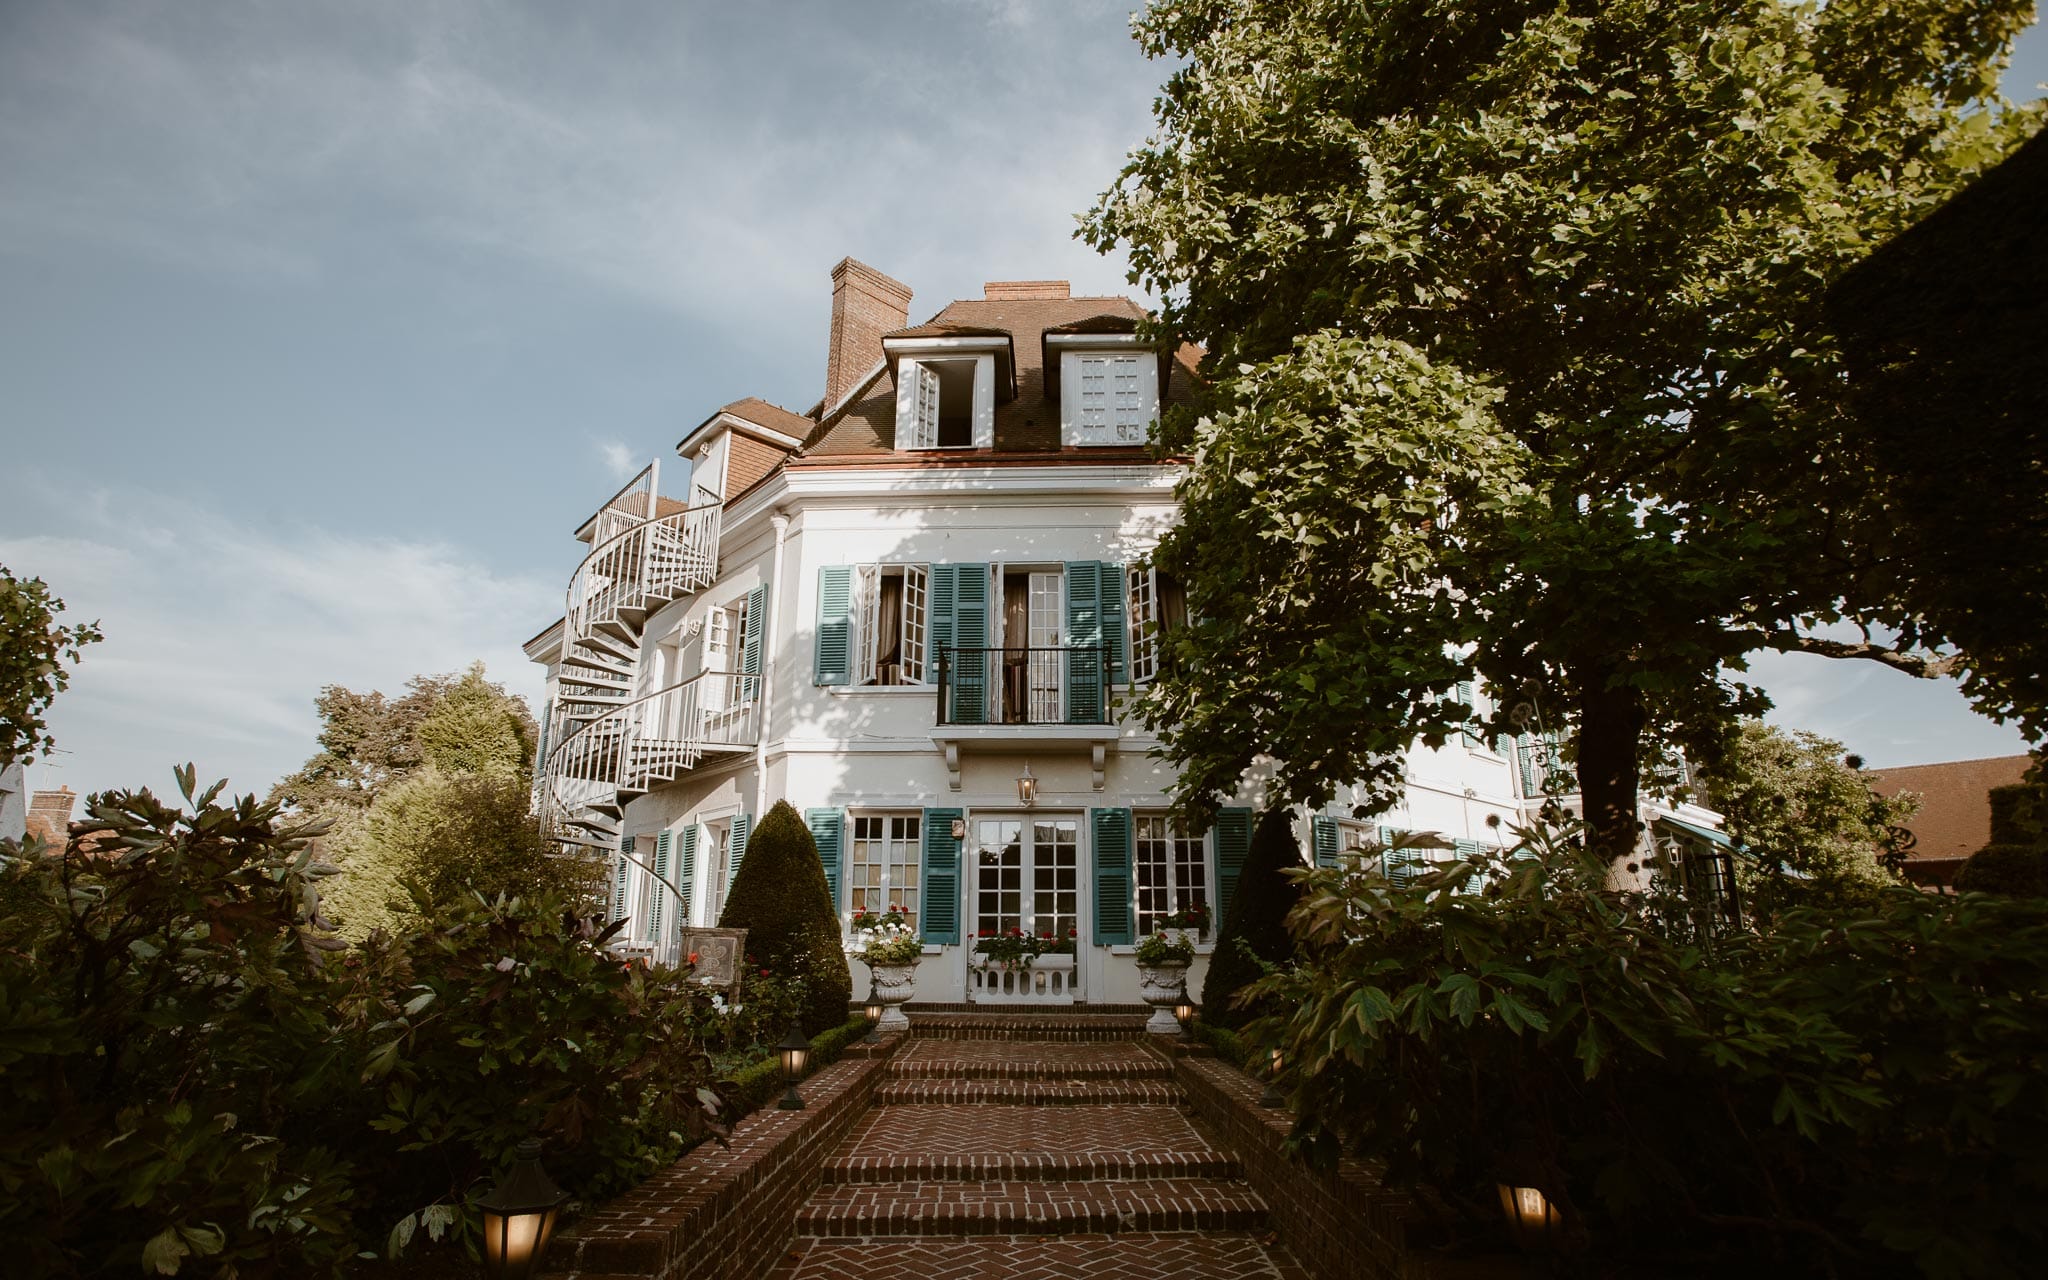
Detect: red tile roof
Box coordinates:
(1867, 755, 2034, 861)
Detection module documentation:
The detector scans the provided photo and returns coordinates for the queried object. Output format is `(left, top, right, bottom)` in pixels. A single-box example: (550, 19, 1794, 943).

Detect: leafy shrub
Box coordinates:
(1200, 807, 1301, 1029)
(1249, 820, 2048, 1277)
(321, 767, 600, 940)
(717, 801, 851, 1036)
(723, 1016, 869, 1116)
(1954, 844, 2048, 896)
(0, 769, 729, 1277)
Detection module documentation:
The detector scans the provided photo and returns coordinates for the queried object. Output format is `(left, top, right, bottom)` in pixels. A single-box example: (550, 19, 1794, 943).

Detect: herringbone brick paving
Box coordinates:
(773, 1023, 1310, 1277)
(766, 1232, 1314, 1279)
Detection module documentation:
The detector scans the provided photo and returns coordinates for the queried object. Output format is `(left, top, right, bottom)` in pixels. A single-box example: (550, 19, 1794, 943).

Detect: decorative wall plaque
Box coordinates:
(676, 927, 748, 995)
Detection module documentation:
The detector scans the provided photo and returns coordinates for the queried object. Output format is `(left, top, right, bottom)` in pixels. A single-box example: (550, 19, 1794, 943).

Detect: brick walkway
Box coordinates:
(765, 1015, 1310, 1279)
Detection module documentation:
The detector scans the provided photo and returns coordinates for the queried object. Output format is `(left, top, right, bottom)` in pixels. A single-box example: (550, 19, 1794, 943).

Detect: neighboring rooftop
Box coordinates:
(1867, 754, 2035, 873)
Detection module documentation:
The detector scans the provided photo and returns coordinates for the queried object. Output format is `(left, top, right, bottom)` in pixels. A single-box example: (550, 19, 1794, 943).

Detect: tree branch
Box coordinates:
(1764, 632, 1964, 678)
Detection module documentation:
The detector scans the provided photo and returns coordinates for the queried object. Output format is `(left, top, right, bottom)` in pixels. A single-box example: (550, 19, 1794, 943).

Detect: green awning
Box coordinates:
(1655, 814, 1733, 850)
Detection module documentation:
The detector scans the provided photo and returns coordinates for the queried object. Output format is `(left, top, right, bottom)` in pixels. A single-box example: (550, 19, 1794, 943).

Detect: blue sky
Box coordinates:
(2, 1, 2041, 802)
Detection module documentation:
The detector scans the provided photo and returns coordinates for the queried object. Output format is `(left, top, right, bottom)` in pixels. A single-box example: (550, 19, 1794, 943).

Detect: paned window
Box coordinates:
(853, 564, 930, 686)
(1134, 815, 1208, 935)
(703, 821, 733, 925)
(849, 813, 922, 929)
(903, 359, 974, 449)
(1126, 562, 1188, 685)
(1074, 354, 1153, 445)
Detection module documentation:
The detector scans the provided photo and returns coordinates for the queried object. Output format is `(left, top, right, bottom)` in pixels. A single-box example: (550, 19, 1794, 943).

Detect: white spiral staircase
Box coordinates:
(540, 466, 757, 849)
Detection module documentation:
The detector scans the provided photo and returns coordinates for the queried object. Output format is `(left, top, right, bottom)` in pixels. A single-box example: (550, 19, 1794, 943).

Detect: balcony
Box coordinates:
(930, 645, 1122, 791)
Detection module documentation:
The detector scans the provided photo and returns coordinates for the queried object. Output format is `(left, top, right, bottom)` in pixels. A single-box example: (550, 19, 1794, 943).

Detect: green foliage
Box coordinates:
(721, 1016, 868, 1117)
(320, 768, 599, 941)
(0, 563, 101, 765)
(271, 664, 536, 813)
(0, 768, 729, 1277)
(1199, 808, 1302, 1029)
(1701, 720, 1915, 914)
(716, 801, 852, 1036)
(1248, 824, 2048, 1276)
(415, 664, 537, 780)
(1954, 844, 2048, 896)
(1082, 0, 2044, 856)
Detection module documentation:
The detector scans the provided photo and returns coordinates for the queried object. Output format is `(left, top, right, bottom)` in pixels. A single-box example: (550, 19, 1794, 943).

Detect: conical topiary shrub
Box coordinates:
(1201, 807, 1304, 1030)
(717, 800, 852, 1035)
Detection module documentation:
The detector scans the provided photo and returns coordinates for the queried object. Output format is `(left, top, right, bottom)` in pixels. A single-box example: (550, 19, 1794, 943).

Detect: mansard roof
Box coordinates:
(796, 294, 1198, 460)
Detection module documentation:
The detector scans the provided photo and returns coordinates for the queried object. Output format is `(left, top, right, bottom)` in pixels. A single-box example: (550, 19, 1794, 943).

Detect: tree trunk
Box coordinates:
(1576, 676, 1646, 877)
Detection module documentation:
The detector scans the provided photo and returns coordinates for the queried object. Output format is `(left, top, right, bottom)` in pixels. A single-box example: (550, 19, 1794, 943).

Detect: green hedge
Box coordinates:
(724, 1016, 870, 1117)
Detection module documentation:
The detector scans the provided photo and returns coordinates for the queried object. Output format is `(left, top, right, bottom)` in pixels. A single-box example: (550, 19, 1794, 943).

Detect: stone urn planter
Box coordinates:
(865, 958, 919, 1031)
(1135, 961, 1190, 1034)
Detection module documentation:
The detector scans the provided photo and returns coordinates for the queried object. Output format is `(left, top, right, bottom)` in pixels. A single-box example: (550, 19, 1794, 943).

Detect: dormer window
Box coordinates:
(902, 359, 976, 449)
(1048, 333, 1160, 447)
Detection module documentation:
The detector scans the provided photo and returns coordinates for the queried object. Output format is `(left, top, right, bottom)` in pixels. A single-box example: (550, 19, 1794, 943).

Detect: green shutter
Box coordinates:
(1457, 681, 1478, 745)
(921, 807, 962, 944)
(1516, 735, 1538, 796)
(729, 813, 752, 891)
(1213, 808, 1253, 929)
(741, 584, 766, 677)
(1065, 562, 1103, 723)
(676, 825, 699, 926)
(1312, 815, 1340, 869)
(932, 565, 989, 724)
(1098, 562, 1126, 687)
(807, 808, 845, 918)
(648, 832, 671, 941)
(815, 566, 853, 685)
(611, 840, 631, 923)
(1091, 807, 1134, 945)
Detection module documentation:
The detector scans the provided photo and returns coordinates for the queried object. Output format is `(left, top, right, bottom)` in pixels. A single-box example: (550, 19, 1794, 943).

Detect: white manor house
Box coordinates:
(526, 260, 1731, 1007)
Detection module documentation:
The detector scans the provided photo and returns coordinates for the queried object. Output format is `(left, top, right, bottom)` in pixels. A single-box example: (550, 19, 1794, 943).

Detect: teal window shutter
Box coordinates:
(1312, 815, 1340, 868)
(611, 837, 632, 923)
(1213, 808, 1253, 929)
(1065, 562, 1104, 723)
(1516, 735, 1538, 796)
(729, 813, 752, 891)
(1098, 562, 1126, 687)
(815, 566, 853, 685)
(648, 832, 671, 941)
(953, 565, 989, 723)
(806, 808, 845, 919)
(676, 825, 698, 926)
(741, 584, 767, 677)
(1090, 807, 1133, 944)
(920, 807, 963, 944)
(1456, 680, 1478, 745)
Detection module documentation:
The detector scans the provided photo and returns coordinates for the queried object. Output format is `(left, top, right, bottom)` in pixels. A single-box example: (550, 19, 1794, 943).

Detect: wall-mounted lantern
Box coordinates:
(1017, 761, 1038, 807)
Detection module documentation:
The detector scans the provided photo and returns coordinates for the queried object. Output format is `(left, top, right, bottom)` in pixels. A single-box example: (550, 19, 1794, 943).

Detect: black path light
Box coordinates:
(1495, 1181, 1563, 1251)
(1258, 1046, 1285, 1108)
(862, 999, 883, 1043)
(477, 1139, 570, 1280)
(777, 1026, 813, 1110)
(1174, 1000, 1197, 1034)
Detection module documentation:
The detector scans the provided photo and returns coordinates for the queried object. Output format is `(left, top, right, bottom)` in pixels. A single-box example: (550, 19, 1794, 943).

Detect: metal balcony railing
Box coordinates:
(934, 644, 1115, 726)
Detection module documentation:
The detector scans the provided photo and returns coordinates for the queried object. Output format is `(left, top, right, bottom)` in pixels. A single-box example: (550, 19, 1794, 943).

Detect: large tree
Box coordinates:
(1083, 0, 2043, 861)
(0, 564, 101, 767)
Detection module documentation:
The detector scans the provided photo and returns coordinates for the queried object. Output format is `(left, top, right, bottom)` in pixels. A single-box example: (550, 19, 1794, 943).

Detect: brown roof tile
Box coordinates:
(800, 295, 1201, 459)
(1867, 755, 2034, 861)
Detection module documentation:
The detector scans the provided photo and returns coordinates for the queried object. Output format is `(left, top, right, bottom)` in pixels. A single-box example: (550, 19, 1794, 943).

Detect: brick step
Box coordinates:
(795, 1178, 1268, 1237)
(767, 1231, 1315, 1279)
(874, 1078, 1185, 1106)
(888, 1040, 1170, 1081)
(905, 1012, 1151, 1042)
(821, 1148, 1241, 1184)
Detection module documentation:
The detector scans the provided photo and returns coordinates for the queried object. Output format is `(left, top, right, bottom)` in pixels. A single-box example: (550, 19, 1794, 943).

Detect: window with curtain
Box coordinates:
(1133, 815, 1208, 935)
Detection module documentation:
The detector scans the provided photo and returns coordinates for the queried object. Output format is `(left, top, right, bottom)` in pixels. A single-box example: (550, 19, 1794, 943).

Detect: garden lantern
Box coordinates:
(863, 1000, 883, 1043)
(1496, 1182, 1561, 1251)
(1174, 1000, 1197, 1032)
(1016, 761, 1038, 806)
(777, 1026, 813, 1110)
(476, 1140, 569, 1280)
(1259, 1047, 1284, 1108)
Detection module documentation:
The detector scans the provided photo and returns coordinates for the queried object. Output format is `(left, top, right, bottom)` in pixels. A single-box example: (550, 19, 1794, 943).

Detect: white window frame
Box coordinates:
(1133, 814, 1210, 937)
(851, 563, 930, 687)
(703, 819, 734, 926)
(848, 812, 924, 932)
(1059, 344, 1159, 447)
(894, 354, 994, 451)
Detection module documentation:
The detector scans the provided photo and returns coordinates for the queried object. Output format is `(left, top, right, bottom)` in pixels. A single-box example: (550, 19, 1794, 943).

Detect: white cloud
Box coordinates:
(596, 440, 637, 480)
(0, 478, 557, 804)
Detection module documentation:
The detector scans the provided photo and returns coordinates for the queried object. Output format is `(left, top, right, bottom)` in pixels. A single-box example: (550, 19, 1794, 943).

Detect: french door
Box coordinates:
(970, 814, 1081, 1002)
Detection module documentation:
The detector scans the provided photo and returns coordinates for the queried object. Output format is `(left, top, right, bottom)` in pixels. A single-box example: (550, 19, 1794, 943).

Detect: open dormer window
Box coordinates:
(903, 359, 976, 449)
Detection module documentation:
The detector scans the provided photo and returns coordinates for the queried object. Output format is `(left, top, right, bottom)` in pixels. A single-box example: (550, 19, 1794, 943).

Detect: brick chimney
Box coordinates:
(824, 258, 913, 413)
(983, 280, 1071, 301)
(26, 786, 75, 846)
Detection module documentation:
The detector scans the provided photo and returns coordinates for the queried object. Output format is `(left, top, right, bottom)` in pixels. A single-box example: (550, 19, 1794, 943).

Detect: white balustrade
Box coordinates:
(970, 953, 1078, 1004)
